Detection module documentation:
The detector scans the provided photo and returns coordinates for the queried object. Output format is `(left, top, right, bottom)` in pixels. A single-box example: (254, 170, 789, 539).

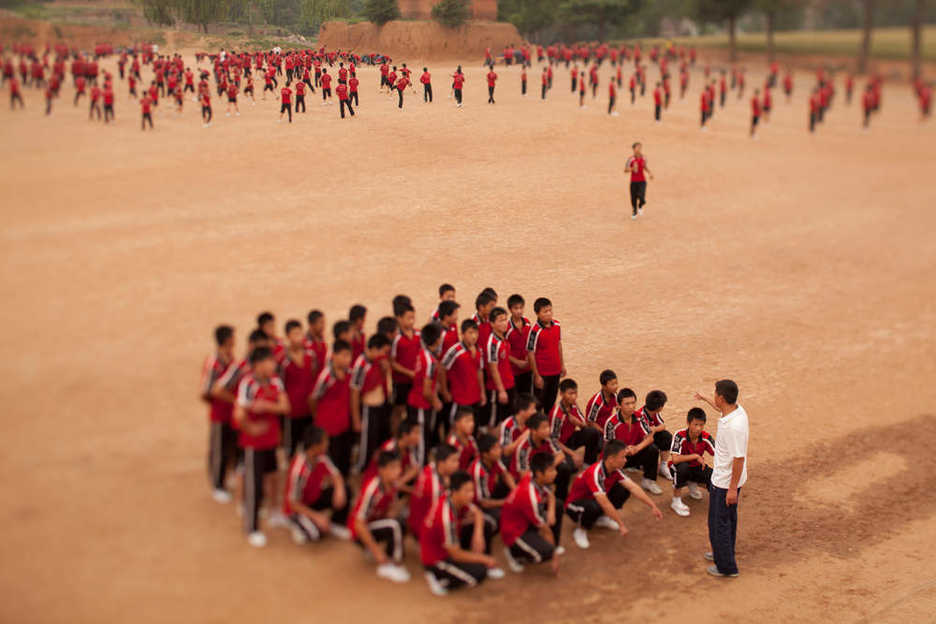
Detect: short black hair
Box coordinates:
(617, 388, 637, 402)
(507, 294, 525, 308)
(687, 407, 707, 423)
(257, 311, 274, 326)
(604, 439, 628, 458)
(514, 392, 537, 413)
(285, 319, 302, 334)
(367, 334, 391, 350)
(302, 425, 327, 449)
(715, 379, 739, 404)
(439, 283, 455, 297)
(215, 324, 234, 346)
(349, 304, 367, 322)
(435, 443, 458, 463)
(377, 316, 398, 336)
(248, 328, 268, 344)
(449, 470, 472, 492)
(377, 449, 401, 468)
(489, 306, 507, 323)
(307, 309, 323, 325)
(527, 412, 548, 431)
(421, 322, 442, 347)
(461, 318, 478, 334)
(333, 320, 352, 339)
(530, 452, 552, 475)
(559, 378, 577, 393)
(438, 300, 460, 319)
(481, 287, 497, 300)
(475, 291, 495, 310)
(645, 390, 668, 412)
(599, 369, 617, 386)
(533, 297, 552, 313)
(477, 433, 498, 454)
(249, 346, 273, 365)
(332, 339, 351, 354)
(454, 407, 474, 422)
(394, 300, 414, 317)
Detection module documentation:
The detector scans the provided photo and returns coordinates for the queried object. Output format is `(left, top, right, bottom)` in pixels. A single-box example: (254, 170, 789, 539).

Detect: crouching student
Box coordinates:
(468, 433, 516, 533)
(669, 407, 715, 517)
(549, 379, 602, 466)
(565, 440, 663, 550)
(408, 443, 461, 540)
(420, 471, 504, 596)
(500, 453, 561, 574)
(350, 450, 410, 583)
(605, 388, 663, 494)
(511, 412, 575, 502)
(284, 426, 351, 543)
(363, 417, 422, 493)
(636, 389, 674, 480)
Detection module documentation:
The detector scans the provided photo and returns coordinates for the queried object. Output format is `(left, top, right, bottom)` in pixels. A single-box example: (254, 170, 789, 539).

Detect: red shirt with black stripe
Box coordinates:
(236, 373, 284, 450)
(350, 352, 385, 395)
(311, 364, 351, 436)
(500, 473, 549, 547)
(441, 342, 483, 406)
(446, 432, 479, 472)
(349, 475, 397, 539)
(668, 428, 715, 469)
(549, 401, 584, 445)
(603, 410, 650, 446)
(566, 461, 630, 507)
(391, 330, 421, 384)
(201, 353, 235, 424)
(283, 453, 340, 514)
(407, 347, 438, 410)
(505, 317, 531, 376)
(469, 456, 507, 505)
(280, 350, 316, 419)
(362, 437, 416, 484)
(510, 435, 560, 481)
(525, 320, 562, 376)
(585, 390, 618, 429)
(419, 494, 460, 566)
(485, 332, 515, 391)
(408, 464, 443, 538)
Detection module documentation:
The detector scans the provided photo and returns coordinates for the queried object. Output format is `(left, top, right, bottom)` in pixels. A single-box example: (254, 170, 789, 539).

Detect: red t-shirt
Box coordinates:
(441, 342, 483, 406)
(321, 73, 332, 89)
(348, 77, 359, 92)
(349, 475, 397, 539)
(281, 350, 316, 419)
(420, 71, 431, 84)
(391, 331, 422, 384)
(566, 461, 630, 507)
(549, 401, 584, 445)
(283, 453, 340, 514)
(524, 320, 561, 376)
(626, 156, 647, 183)
(505, 317, 530, 376)
(396, 78, 409, 92)
(141, 96, 152, 114)
(751, 96, 761, 116)
(653, 88, 662, 105)
(236, 374, 284, 450)
(304, 335, 328, 380)
(447, 432, 479, 472)
(484, 333, 515, 391)
(509, 435, 560, 480)
(603, 410, 650, 446)
(501, 473, 548, 547)
(408, 464, 443, 538)
(200, 353, 235, 424)
(336, 83, 348, 100)
(311, 364, 351, 435)
(295, 81, 305, 96)
(668, 429, 715, 469)
(419, 494, 459, 566)
(407, 348, 438, 410)
(585, 390, 618, 429)
(281, 87, 292, 103)
(487, 71, 498, 87)
(362, 437, 416, 484)
(452, 73, 465, 89)
(469, 457, 507, 504)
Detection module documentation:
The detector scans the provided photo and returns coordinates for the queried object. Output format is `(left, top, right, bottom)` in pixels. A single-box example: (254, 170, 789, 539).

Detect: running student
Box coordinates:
(653, 81, 662, 121)
(500, 453, 561, 574)
(604, 388, 663, 495)
(420, 471, 503, 596)
(350, 450, 410, 583)
(566, 440, 663, 550)
(284, 425, 351, 543)
(609, 79, 617, 116)
(421, 67, 432, 103)
(140, 93, 153, 130)
(526, 297, 564, 414)
(668, 407, 715, 517)
(201, 325, 237, 503)
(200, 89, 212, 127)
(234, 346, 290, 548)
(320, 69, 332, 103)
(280, 319, 317, 458)
(226, 81, 239, 116)
(351, 334, 393, 474)
(308, 339, 355, 476)
(625, 142, 653, 219)
(294, 79, 306, 113)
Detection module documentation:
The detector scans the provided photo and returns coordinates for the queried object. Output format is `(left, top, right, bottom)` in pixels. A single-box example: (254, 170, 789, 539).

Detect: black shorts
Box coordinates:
(247, 447, 278, 474)
(281, 102, 290, 112)
(393, 382, 412, 406)
(228, 97, 236, 103)
(752, 115, 760, 126)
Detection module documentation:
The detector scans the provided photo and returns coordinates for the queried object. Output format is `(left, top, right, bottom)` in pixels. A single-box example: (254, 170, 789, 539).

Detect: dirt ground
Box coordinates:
(1, 50, 935, 624)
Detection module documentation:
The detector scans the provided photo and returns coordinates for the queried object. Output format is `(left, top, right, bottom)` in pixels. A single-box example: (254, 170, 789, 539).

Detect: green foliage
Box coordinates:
(559, 0, 643, 40)
(498, 0, 560, 37)
(140, 0, 176, 26)
(363, 0, 399, 26)
(431, 0, 469, 28)
(694, 0, 752, 24)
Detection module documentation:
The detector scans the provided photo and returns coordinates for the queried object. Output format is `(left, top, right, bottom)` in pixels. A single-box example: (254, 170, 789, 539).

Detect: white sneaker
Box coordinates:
(659, 463, 672, 480)
(291, 526, 308, 544)
(268, 511, 288, 528)
(688, 482, 704, 500)
(631, 213, 637, 220)
(671, 497, 690, 517)
(504, 547, 524, 572)
(594, 515, 620, 531)
(641, 478, 663, 495)
(377, 563, 411, 583)
(247, 531, 267, 548)
(638, 207, 644, 215)
(555, 545, 566, 556)
(611, 111, 620, 117)
(212, 488, 232, 504)
(330, 524, 351, 540)
(487, 567, 505, 580)
(572, 527, 590, 549)
(425, 571, 448, 596)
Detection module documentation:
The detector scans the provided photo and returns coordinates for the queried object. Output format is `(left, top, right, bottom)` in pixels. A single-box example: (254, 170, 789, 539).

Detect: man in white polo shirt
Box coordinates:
(694, 379, 747, 577)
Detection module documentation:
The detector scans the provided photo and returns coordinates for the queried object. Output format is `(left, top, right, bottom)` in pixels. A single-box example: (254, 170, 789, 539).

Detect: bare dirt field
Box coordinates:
(1, 50, 935, 624)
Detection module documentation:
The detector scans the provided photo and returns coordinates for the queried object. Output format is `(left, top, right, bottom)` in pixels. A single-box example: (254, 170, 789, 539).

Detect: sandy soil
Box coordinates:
(1, 52, 935, 624)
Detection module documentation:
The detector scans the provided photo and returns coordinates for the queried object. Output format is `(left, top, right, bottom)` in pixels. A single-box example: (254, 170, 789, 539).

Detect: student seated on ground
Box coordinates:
(500, 452, 561, 575)
(669, 407, 715, 517)
(284, 425, 351, 543)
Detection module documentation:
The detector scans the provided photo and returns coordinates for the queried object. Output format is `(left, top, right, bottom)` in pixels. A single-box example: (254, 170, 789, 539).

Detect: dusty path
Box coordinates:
(0, 55, 934, 624)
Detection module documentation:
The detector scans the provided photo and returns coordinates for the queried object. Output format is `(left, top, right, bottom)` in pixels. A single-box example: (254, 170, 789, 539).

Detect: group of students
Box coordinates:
(200, 284, 725, 594)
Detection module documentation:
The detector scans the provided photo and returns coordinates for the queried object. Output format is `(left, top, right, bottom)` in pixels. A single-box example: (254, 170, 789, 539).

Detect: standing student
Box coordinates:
(669, 408, 715, 517)
(201, 325, 237, 503)
(565, 440, 663, 550)
(452, 67, 465, 107)
(653, 81, 662, 121)
(484, 307, 516, 428)
(441, 318, 485, 437)
(309, 340, 355, 477)
(430, 283, 456, 322)
(472, 291, 496, 353)
(102, 85, 115, 122)
(500, 453, 561, 574)
(862, 84, 874, 129)
(505, 295, 532, 395)
(305, 310, 328, 379)
(294, 79, 306, 113)
(750, 88, 761, 137)
(350, 451, 411, 583)
(89, 83, 102, 121)
(694, 379, 748, 578)
(408, 323, 444, 464)
(349, 304, 367, 362)
(608, 78, 617, 116)
(578, 72, 586, 107)
(420, 472, 502, 596)
(541, 67, 548, 100)
(235, 346, 290, 548)
(200, 89, 212, 127)
(284, 426, 351, 543)
(351, 334, 393, 474)
(140, 93, 153, 130)
(279, 84, 292, 123)
(420, 67, 432, 103)
(320, 68, 332, 103)
(226, 81, 240, 116)
(348, 74, 359, 106)
(281, 319, 317, 459)
(809, 88, 820, 132)
(625, 141, 654, 220)
(526, 297, 564, 414)
(437, 300, 460, 355)
(390, 302, 420, 429)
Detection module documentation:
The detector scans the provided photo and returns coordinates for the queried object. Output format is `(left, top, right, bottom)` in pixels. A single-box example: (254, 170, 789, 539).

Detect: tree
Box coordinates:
(558, 0, 642, 42)
(363, 0, 399, 25)
(431, 0, 470, 28)
(140, 0, 176, 25)
(756, 0, 803, 63)
(858, 0, 874, 74)
(175, 0, 228, 33)
(695, 0, 753, 62)
(910, 0, 924, 80)
(499, 0, 561, 38)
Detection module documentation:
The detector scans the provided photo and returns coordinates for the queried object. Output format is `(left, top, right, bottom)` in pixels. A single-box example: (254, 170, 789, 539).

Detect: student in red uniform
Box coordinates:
(408, 323, 444, 464)
(235, 346, 290, 547)
(279, 84, 292, 123)
(348, 73, 359, 106)
(281, 319, 318, 458)
(420, 67, 432, 103)
(541, 67, 549, 100)
(653, 81, 662, 121)
(350, 450, 410, 583)
(452, 67, 465, 107)
(408, 443, 460, 539)
(505, 294, 532, 395)
(441, 318, 484, 435)
(578, 71, 586, 107)
(395, 73, 409, 109)
(549, 379, 602, 466)
(89, 83, 102, 121)
(501, 453, 561, 574)
(483, 67, 497, 104)
(809, 87, 820, 132)
(520, 66, 527, 96)
(446, 407, 479, 471)
(102, 85, 115, 122)
(294, 78, 306, 113)
(336, 80, 354, 118)
(608, 78, 617, 116)
(201, 325, 238, 503)
(603, 388, 663, 495)
(783, 71, 793, 102)
(625, 141, 654, 219)
(483, 307, 516, 428)
(669, 408, 715, 517)
(224, 80, 238, 116)
(750, 88, 761, 137)
(511, 413, 574, 502)
(862, 84, 874, 129)
(469, 434, 516, 531)
(499, 393, 536, 460)
(347, 305, 367, 361)
(525, 297, 564, 414)
(284, 426, 351, 542)
(309, 340, 355, 476)
(565, 440, 663, 549)
(200, 89, 212, 127)
(320, 68, 332, 103)
(636, 389, 674, 480)
(363, 417, 422, 491)
(430, 283, 456, 322)
(351, 334, 393, 474)
(140, 93, 153, 130)
(585, 370, 619, 430)
(391, 302, 420, 427)
(421, 472, 502, 595)
(762, 85, 772, 121)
